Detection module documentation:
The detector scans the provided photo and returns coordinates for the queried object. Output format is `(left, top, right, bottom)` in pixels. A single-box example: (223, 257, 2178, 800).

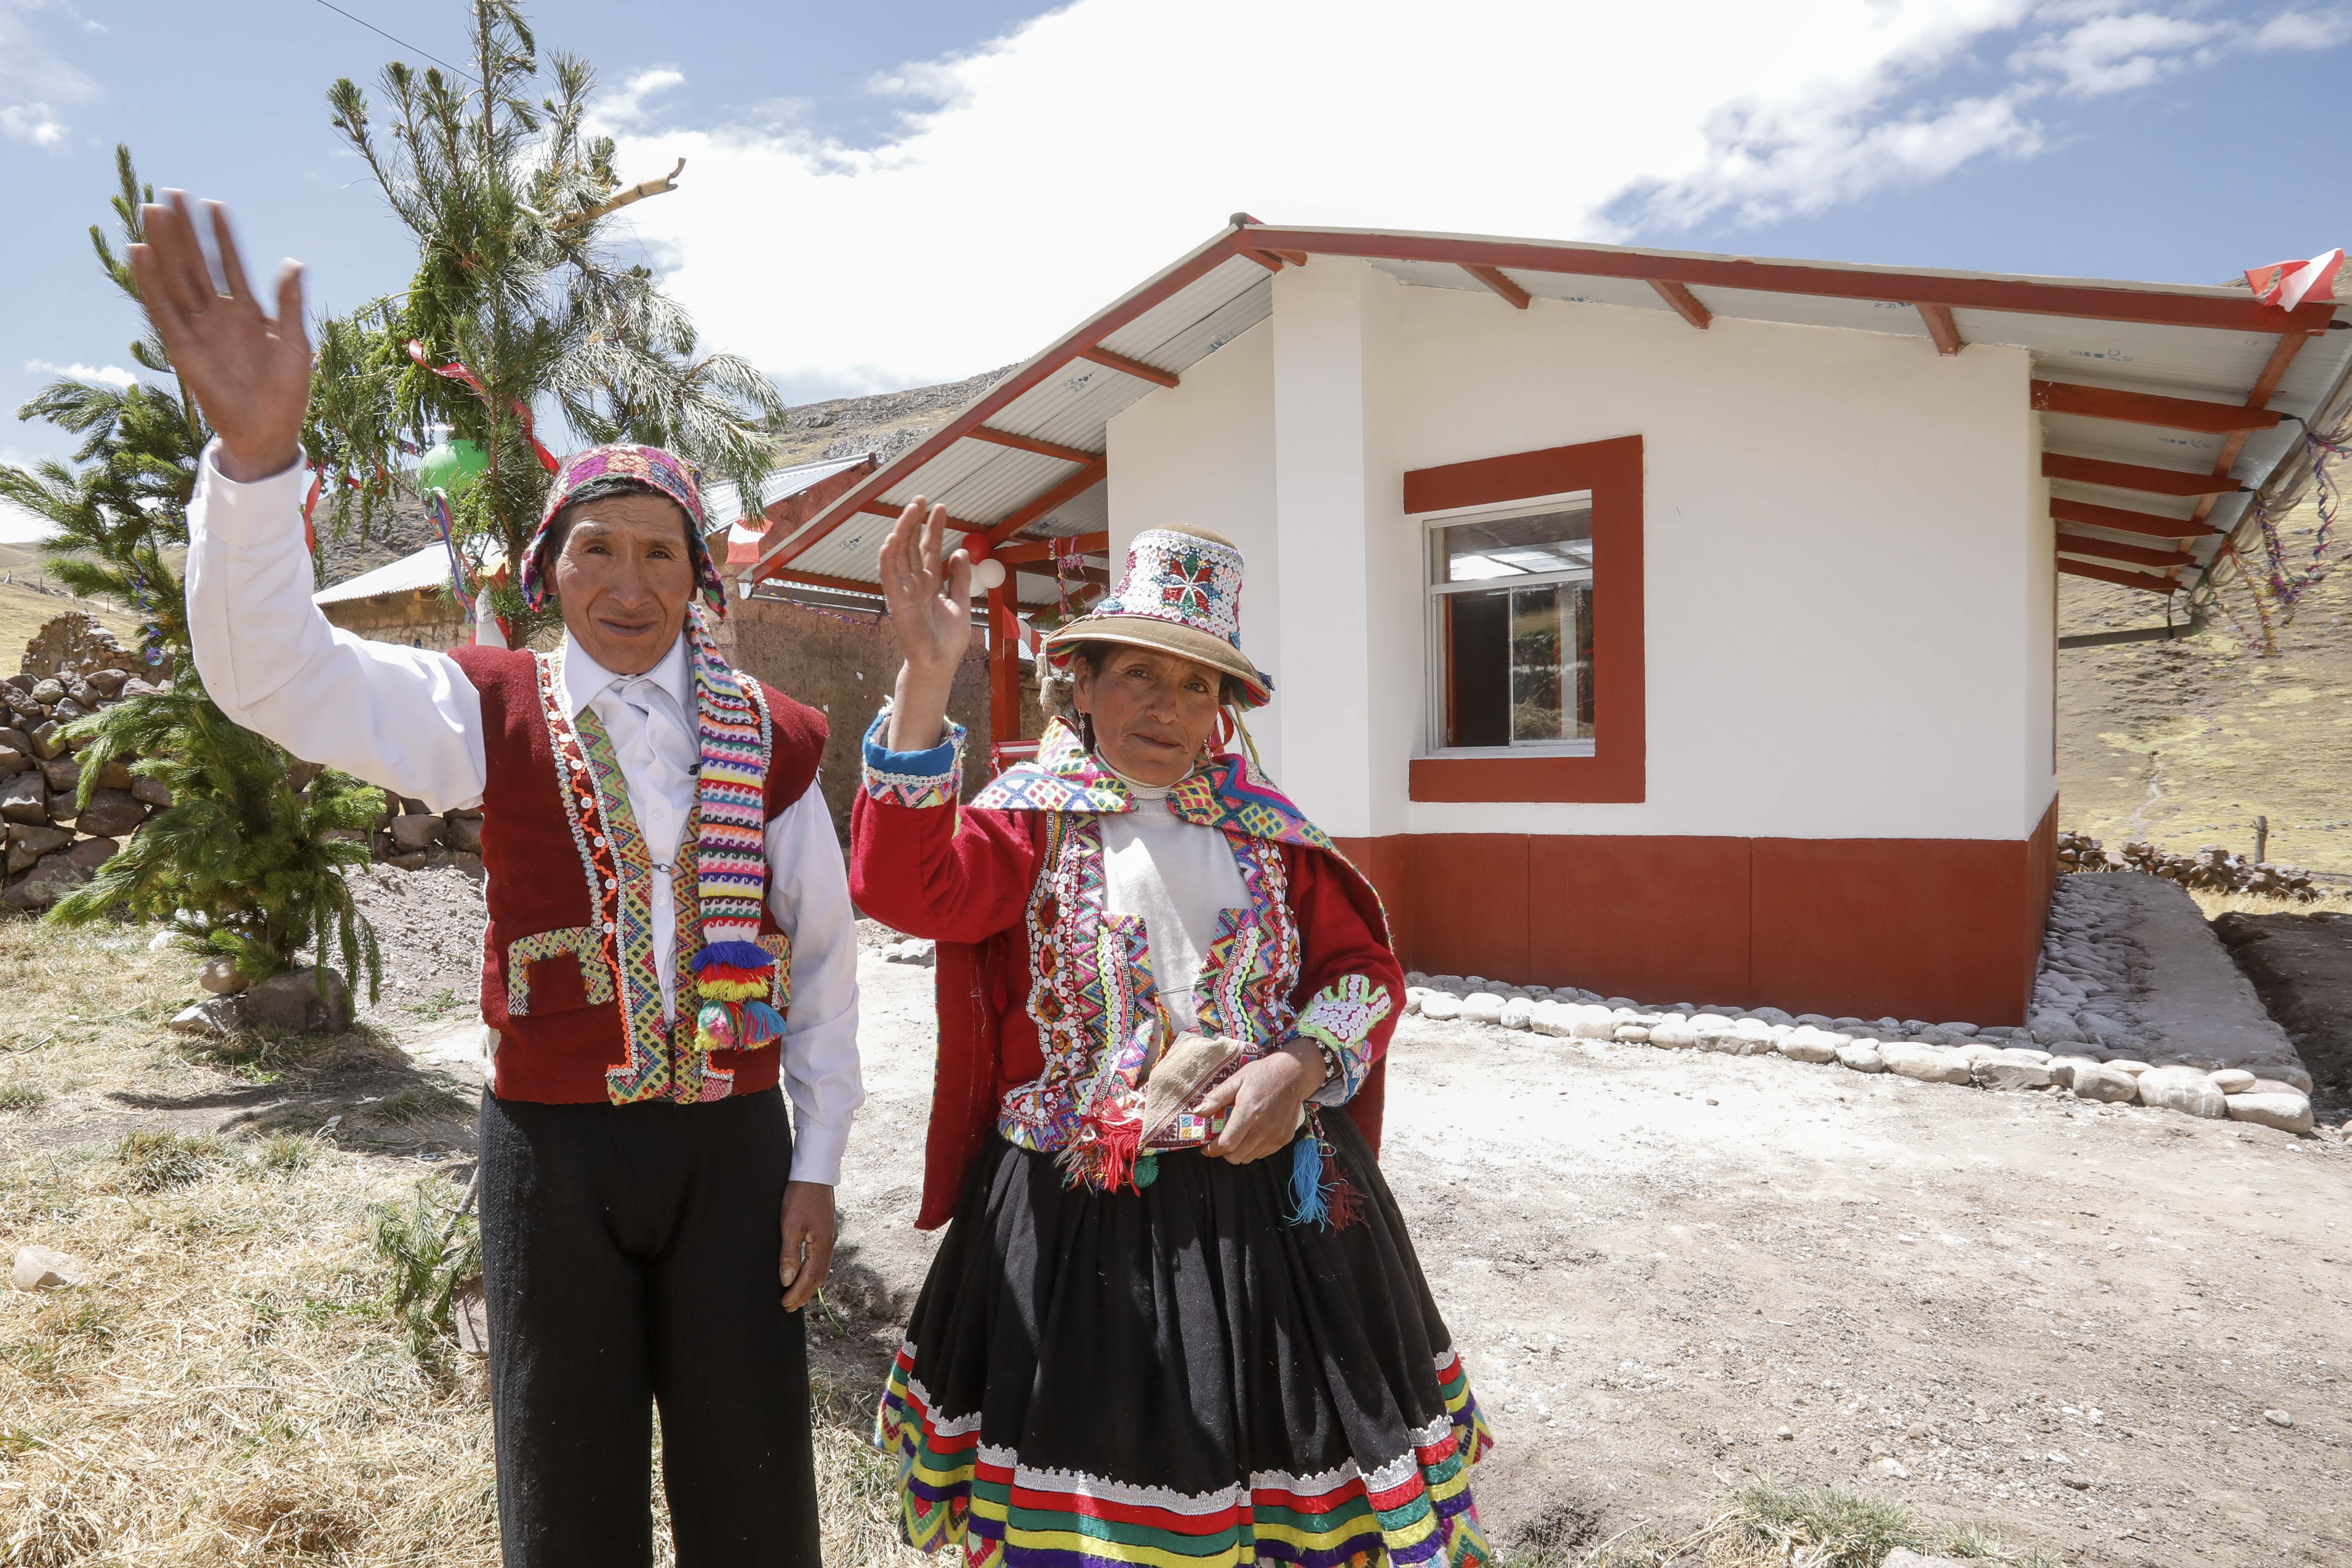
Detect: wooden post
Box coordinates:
(989, 584, 1020, 746)
(2256, 815, 2269, 865)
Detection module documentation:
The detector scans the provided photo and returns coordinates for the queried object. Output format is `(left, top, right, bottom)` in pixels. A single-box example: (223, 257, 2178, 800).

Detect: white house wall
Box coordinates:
(1105, 318, 1284, 777)
(1107, 255, 2057, 846)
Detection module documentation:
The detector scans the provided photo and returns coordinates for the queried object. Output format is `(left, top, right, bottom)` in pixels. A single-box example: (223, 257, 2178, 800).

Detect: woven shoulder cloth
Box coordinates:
(969, 717, 1332, 852)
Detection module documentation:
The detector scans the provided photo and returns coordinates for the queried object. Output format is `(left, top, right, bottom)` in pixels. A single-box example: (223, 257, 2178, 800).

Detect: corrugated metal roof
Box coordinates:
(314, 538, 497, 606)
(705, 452, 876, 531)
(747, 220, 2352, 606)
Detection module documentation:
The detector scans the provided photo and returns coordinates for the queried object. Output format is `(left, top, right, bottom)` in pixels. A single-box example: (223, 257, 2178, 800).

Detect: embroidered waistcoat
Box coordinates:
(452, 644, 827, 1105)
(951, 720, 1392, 1158)
(1002, 811, 1305, 1154)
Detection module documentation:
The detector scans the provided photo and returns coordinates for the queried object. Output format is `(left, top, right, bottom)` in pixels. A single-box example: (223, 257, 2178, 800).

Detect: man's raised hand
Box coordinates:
(878, 497, 970, 753)
(128, 192, 312, 484)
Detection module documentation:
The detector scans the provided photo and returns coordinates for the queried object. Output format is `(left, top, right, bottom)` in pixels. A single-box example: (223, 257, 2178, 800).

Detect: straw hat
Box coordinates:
(1041, 527, 1272, 708)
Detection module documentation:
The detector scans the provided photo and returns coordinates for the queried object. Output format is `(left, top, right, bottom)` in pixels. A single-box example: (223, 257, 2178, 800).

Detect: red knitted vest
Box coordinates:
(451, 645, 827, 1104)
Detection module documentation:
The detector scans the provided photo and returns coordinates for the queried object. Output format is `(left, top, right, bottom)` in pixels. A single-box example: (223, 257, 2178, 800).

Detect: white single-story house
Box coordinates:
(739, 219, 2352, 1023)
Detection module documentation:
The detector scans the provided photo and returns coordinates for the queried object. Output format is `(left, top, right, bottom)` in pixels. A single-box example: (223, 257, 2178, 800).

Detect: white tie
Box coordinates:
(616, 676, 698, 868)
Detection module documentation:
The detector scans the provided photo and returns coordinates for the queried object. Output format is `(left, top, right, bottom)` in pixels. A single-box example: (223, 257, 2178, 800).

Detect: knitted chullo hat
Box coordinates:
(520, 443, 725, 617)
(1040, 526, 1272, 708)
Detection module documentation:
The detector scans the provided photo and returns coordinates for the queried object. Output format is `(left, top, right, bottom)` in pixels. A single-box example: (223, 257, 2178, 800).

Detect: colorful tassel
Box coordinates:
(695, 1001, 737, 1054)
(739, 1000, 787, 1048)
(1286, 1134, 1329, 1228)
(1284, 1114, 1363, 1231)
(1059, 1108, 1144, 1193)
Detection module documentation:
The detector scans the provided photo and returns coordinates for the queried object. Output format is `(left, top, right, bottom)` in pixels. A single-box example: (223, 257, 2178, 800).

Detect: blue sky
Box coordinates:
(5, 0, 2352, 536)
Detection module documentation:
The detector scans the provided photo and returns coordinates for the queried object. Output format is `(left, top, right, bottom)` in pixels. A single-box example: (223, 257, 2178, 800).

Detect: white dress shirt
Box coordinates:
(184, 443, 863, 1185)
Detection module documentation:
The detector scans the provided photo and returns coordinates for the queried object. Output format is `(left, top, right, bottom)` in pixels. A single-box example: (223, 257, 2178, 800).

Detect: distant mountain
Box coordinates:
(312, 366, 1014, 590)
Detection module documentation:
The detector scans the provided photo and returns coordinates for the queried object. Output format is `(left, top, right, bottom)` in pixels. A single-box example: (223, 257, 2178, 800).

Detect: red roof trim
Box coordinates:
(1241, 227, 2338, 335)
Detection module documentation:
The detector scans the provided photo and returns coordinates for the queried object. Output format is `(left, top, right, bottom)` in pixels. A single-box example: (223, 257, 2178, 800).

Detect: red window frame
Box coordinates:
(1406, 435, 1645, 804)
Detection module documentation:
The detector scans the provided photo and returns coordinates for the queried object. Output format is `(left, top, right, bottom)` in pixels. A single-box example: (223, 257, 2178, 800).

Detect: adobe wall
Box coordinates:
(725, 594, 996, 843)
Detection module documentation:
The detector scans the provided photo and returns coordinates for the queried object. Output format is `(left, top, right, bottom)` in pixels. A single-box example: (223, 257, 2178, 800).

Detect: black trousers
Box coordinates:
(478, 1086, 821, 1568)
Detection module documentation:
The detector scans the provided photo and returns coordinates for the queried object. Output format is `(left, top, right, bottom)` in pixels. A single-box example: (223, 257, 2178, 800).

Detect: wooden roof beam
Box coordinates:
(2057, 531, 2191, 571)
(851, 500, 989, 535)
(986, 462, 1109, 546)
(2051, 498, 2218, 539)
(2189, 328, 2321, 527)
(965, 427, 1105, 466)
(1240, 248, 1285, 273)
(1650, 279, 1711, 330)
(2043, 453, 2242, 497)
(2060, 558, 2179, 594)
(1078, 346, 1180, 389)
(1462, 263, 1531, 310)
(2031, 380, 2284, 434)
(1918, 303, 1964, 356)
(993, 531, 1110, 565)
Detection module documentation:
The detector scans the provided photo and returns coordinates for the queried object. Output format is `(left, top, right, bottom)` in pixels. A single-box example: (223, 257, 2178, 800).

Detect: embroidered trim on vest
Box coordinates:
(859, 712, 966, 807)
(505, 926, 613, 1016)
(1292, 973, 1395, 1104)
(996, 817, 1309, 1173)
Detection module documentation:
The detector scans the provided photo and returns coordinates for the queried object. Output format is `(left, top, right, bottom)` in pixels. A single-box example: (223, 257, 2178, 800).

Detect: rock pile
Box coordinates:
(880, 937, 937, 967)
(1400, 876, 2321, 1136)
(2, 614, 169, 910)
(2058, 828, 2331, 902)
(375, 796, 485, 865)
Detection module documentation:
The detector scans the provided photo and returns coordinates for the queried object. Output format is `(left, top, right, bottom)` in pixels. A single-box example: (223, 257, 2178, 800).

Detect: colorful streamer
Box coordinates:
(404, 340, 561, 475)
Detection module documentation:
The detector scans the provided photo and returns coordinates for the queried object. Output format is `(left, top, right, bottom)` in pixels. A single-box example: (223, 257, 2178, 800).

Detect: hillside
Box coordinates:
(2058, 497, 2352, 877)
(764, 366, 1011, 471)
(0, 540, 141, 656)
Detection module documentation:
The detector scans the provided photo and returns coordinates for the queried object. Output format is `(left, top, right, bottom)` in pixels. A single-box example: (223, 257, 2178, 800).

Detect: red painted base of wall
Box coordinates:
(1337, 799, 2057, 1025)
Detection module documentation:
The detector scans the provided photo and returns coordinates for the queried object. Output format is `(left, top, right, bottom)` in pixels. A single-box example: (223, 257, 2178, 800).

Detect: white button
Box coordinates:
(604, 920, 616, 933)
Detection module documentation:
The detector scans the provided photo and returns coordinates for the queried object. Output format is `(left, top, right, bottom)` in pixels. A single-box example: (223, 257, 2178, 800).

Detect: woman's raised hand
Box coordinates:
(128, 193, 312, 484)
(880, 497, 970, 753)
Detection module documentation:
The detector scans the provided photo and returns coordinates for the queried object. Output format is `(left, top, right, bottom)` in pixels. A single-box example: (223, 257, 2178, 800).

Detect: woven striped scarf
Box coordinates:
(682, 605, 784, 1053)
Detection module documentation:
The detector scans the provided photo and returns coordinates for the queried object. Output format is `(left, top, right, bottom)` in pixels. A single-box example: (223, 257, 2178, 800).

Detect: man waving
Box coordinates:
(140, 191, 858, 1568)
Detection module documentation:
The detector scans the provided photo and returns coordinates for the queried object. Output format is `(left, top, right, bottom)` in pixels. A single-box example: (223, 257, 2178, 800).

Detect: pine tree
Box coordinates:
(0, 148, 383, 996)
(312, 0, 783, 639)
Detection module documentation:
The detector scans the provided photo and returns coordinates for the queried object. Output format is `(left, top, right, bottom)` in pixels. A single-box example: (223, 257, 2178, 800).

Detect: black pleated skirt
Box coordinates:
(875, 1109, 1493, 1568)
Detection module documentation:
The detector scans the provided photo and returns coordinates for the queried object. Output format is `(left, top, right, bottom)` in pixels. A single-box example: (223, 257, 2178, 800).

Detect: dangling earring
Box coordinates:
(1080, 712, 1097, 753)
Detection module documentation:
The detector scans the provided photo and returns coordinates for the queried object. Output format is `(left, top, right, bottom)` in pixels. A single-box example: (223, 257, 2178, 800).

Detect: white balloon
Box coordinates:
(971, 557, 1008, 593)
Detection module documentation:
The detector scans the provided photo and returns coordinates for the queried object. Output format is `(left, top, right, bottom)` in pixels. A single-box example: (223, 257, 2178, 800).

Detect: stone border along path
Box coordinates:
(1405, 871, 2326, 1139)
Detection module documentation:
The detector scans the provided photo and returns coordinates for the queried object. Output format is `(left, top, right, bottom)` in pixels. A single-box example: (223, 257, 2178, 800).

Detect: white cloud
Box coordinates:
(2253, 8, 2352, 49)
(0, 0, 97, 152)
(2008, 12, 2216, 94)
(25, 358, 135, 388)
(0, 101, 65, 145)
(587, 1, 2352, 397)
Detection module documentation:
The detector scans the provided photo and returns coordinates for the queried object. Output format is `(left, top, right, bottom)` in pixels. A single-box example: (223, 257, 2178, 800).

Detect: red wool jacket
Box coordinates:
(850, 784, 1403, 1230)
(453, 645, 827, 1103)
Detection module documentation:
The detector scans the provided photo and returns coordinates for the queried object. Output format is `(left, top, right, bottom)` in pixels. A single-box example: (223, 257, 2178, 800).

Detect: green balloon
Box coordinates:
(419, 438, 489, 499)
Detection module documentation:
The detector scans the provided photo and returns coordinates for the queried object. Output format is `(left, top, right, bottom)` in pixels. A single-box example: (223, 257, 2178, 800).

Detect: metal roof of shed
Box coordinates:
(747, 219, 2352, 607)
(314, 538, 497, 606)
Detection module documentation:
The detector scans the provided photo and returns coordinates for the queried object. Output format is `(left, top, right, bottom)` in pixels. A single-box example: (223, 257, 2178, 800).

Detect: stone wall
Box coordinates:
(3, 615, 168, 909)
(721, 594, 997, 841)
(319, 590, 471, 654)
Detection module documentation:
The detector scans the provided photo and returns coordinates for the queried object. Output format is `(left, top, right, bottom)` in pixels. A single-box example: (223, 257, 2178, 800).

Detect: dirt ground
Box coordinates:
(12, 872, 2350, 1566)
(829, 957, 2352, 1568)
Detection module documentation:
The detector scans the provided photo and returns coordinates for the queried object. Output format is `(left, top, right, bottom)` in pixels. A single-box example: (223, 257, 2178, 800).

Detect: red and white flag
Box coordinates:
(2245, 249, 2343, 311)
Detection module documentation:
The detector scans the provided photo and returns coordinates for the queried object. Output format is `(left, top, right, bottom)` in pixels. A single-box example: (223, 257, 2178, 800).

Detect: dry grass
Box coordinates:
(2186, 886, 2350, 920)
(0, 912, 926, 1566)
(1500, 1477, 2066, 1568)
